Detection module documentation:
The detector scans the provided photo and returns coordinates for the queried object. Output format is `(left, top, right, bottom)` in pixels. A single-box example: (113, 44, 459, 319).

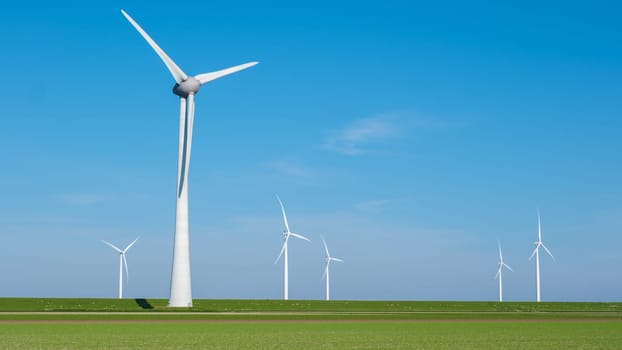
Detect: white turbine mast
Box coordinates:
(321, 235, 344, 301)
(120, 10, 257, 307)
(101, 237, 139, 299)
(274, 195, 311, 300)
(494, 240, 512, 302)
(529, 208, 555, 302)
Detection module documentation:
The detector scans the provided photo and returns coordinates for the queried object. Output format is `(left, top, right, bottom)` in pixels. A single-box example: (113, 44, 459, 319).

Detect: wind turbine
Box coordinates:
(274, 195, 311, 300)
(321, 236, 344, 301)
(101, 237, 139, 299)
(495, 240, 512, 302)
(120, 10, 258, 307)
(529, 209, 555, 302)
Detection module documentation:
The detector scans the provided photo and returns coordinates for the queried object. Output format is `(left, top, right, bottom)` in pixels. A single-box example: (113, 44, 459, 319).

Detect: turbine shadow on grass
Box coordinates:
(135, 298, 153, 309)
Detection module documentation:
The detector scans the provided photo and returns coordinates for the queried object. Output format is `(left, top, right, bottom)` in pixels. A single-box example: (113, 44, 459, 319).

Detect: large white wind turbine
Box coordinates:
(121, 10, 257, 307)
(529, 209, 555, 302)
(495, 240, 512, 302)
(321, 236, 344, 301)
(101, 237, 139, 299)
(274, 195, 311, 300)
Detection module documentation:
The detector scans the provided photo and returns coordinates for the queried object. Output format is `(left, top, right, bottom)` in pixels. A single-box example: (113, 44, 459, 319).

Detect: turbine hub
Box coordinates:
(173, 77, 201, 97)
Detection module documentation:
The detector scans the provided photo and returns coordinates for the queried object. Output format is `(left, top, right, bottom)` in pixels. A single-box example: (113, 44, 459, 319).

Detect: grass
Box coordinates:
(1, 298, 621, 313)
(0, 321, 621, 349)
(0, 298, 620, 349)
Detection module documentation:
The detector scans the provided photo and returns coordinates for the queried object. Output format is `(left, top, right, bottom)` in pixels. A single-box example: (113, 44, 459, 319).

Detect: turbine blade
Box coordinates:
(331, 257, 344, 263)
(494, 268, 500, 279)
(529, 246, 538, 260)
(101, 240, 122, 253)
(537, 208, 542, 242)
(321, 235, 330, 257)
(123, 254, 129, 283)
(504, 263, 513, 272)
(322, 263, 328, 280)
(120, 10, 188, 83)
(541, 243, 555, 261)
(274, 239, 287, 264)
(123, 236, 140, 252)
(183, 93, 196, 183)
(275, 194, 291, 233)
(176, 97, 188, 197)
(497, 240, 503, 261)
(195, 62, 258, 85)
(289, 232, 311, 243)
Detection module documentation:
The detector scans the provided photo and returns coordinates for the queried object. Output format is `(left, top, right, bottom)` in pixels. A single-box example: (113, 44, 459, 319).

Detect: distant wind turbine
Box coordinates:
(495, 240, 512, 302)
(120, 10, 257, 307)
(274, 195, 311, 300)
(101, 237, 139, 299)
(529, 209, 554, 302)
(321, 236, 344, 301)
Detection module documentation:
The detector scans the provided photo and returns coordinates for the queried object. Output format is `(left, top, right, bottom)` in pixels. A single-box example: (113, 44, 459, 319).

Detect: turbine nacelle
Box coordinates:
(173, 77, 201, 97)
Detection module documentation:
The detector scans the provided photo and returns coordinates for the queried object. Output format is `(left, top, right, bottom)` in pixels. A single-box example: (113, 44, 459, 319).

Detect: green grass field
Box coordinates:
(1, 321, 621, 349)
(1, 297, 621, 313)
(0, 298, 621, 349)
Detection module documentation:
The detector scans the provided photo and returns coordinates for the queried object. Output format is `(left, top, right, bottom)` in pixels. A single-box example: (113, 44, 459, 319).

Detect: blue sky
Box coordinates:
(0, 0, 620, 301)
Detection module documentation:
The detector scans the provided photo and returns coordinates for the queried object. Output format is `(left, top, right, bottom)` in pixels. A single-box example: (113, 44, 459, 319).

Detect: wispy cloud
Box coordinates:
(262, 159, 315, 183)
(322, 115, 398, 155)
(323, 113, 467, 156)
(58, 193, 115, 206)
(355, 199, 393, 213)
(354, 197, 413, 213)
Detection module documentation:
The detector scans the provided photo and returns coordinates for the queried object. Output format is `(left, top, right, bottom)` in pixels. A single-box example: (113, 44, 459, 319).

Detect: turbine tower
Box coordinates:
(321, 236, 344, 301)
(274, 195, 311, 300)
(101, 237, 139, 299)
(529, 209, 554, 302)
(495, 240, 512, 302)
(120, 10, 257, 307)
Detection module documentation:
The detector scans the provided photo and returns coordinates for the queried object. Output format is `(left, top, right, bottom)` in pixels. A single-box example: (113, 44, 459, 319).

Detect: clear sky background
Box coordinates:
(0, 0, 620, 301)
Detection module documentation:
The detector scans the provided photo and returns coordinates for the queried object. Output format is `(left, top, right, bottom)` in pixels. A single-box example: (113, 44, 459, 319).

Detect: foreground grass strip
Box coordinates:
(0, 321, 620, 350)
(1, 298, 621, 313)
(0, 311, 621, 321)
